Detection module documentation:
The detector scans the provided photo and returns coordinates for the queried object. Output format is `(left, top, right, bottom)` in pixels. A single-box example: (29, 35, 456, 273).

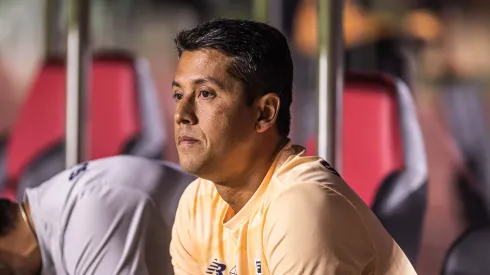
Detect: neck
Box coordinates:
(215, 136, 287, 213)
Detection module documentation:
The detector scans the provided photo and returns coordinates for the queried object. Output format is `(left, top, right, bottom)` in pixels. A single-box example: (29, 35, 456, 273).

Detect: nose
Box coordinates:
(174, 95, 198, 126)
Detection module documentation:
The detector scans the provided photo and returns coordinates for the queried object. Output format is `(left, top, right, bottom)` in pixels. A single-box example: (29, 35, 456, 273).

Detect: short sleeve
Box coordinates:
(263, 183, 376, 274)
(170, 181, 202, 274)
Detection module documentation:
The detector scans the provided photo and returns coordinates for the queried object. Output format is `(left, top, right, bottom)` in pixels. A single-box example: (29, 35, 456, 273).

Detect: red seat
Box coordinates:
(2, 51, 165, 200)
(343, 73, 404, 204)
(306, 72, 428, 264)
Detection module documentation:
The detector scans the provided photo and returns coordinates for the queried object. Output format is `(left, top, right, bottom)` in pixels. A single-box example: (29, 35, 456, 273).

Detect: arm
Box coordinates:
(263, 183, 375, 275)
(169, 183, 201, 274)
(62, 186, 168, 275)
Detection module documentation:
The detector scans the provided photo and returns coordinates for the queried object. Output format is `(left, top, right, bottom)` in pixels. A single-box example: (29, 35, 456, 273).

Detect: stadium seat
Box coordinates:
(306, 72, 428, 264)
(2, 50, 165, 200)
(442, 222, 490, 275)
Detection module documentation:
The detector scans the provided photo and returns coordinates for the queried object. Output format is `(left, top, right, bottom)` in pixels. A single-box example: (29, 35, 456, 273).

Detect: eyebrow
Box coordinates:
(172, 77, 226, 90)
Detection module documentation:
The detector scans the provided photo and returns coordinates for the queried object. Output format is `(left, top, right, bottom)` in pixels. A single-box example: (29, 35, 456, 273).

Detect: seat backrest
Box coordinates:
(368, 74, 428, 264)
(442, 223, 490, 275)
(2, 62, 66, 200)
(2, 52, 157, 200)
(342, 73, 404, 205)
(306, 73, 427, 205)
(87, 54, 141, 159)
(306, 72, 428, 263)
(128, 57, 166, 158)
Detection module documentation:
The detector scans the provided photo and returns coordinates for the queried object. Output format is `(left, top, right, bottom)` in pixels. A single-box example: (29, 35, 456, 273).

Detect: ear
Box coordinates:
(255, 93, 281, 133)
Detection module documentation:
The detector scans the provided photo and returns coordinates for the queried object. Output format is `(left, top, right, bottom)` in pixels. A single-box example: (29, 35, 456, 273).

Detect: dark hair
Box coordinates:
(174, 18, 294, 137)
(0, 199, 18, 237)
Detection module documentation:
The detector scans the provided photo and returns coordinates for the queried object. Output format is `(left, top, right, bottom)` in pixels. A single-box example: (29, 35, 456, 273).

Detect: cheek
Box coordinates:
(197, 102, 254, 144)
(197, 102, 232, 137)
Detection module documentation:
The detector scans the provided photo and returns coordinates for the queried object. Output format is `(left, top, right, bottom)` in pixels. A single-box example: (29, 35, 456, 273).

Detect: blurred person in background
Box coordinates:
(0, 156, 194, 274)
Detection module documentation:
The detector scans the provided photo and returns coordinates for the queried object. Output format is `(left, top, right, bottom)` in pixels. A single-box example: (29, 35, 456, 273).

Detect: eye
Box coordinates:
(199, 90, 215, 99)
(173, 92, 183, 102)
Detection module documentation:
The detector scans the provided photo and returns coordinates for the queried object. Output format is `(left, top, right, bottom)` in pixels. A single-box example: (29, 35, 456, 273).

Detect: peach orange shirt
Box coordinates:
(170, 142, 417, 274)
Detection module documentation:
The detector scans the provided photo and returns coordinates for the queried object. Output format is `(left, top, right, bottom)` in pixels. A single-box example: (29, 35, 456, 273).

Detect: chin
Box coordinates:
(179, 161, 199, 175)
(178, 155, 205, 175)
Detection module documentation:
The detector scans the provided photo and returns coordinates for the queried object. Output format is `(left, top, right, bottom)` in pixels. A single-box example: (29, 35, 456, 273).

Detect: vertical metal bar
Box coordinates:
(317, 0, 344, 171)
(65, 0, 91, 168)
(267, 0, 284, 31)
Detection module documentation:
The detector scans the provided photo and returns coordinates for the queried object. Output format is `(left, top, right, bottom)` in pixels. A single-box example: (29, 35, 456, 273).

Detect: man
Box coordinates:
(170, 19, 417, 274)
(0, 155, 195, 274)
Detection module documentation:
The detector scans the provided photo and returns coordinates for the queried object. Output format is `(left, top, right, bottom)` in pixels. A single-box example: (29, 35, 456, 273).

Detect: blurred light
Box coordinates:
(404, 10, 442, 42)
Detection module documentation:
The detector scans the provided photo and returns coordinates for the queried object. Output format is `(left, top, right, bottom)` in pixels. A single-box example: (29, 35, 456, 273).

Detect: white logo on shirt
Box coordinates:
(255, 258, 262, 275)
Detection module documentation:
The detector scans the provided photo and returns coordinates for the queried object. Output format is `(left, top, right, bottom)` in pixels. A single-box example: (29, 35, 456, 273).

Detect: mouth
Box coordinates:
(178, 135, 200, 145)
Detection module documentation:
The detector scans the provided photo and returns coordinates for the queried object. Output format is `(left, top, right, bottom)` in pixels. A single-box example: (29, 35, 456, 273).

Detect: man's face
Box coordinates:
(172, 49, 258, 180)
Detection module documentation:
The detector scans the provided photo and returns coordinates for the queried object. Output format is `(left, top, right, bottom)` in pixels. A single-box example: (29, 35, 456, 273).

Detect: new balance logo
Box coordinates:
(206, 259, 226, 275)
(69, 162, 88, 181)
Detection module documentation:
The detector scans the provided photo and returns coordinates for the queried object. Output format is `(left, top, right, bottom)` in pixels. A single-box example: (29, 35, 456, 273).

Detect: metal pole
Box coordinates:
(267, 0, 283, 31)
(65, 0, 91, 168)
(317, 0, 344, 171)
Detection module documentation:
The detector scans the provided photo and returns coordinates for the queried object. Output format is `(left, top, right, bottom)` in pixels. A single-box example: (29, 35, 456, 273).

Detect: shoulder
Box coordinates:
(180, 178, 218, 201)
(77, 156, 197, 227)
(270, 147, 367, 207)
(175, 178, 220, 216)
(79, 156, 195, 198)
(27, 156, 195, 209)
(264, 183, 376, 252)
(267, 183, 354, 219)
(36, 155, 163, 188)
(265, 181, 375, 241)
(31, 174, 153, 233)
(274, 149, 343, 188)
(85, 155, 166, 179)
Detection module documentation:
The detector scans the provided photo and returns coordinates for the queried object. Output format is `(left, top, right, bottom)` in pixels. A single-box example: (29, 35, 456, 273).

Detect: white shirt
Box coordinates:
(24, 155, 195, 275)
